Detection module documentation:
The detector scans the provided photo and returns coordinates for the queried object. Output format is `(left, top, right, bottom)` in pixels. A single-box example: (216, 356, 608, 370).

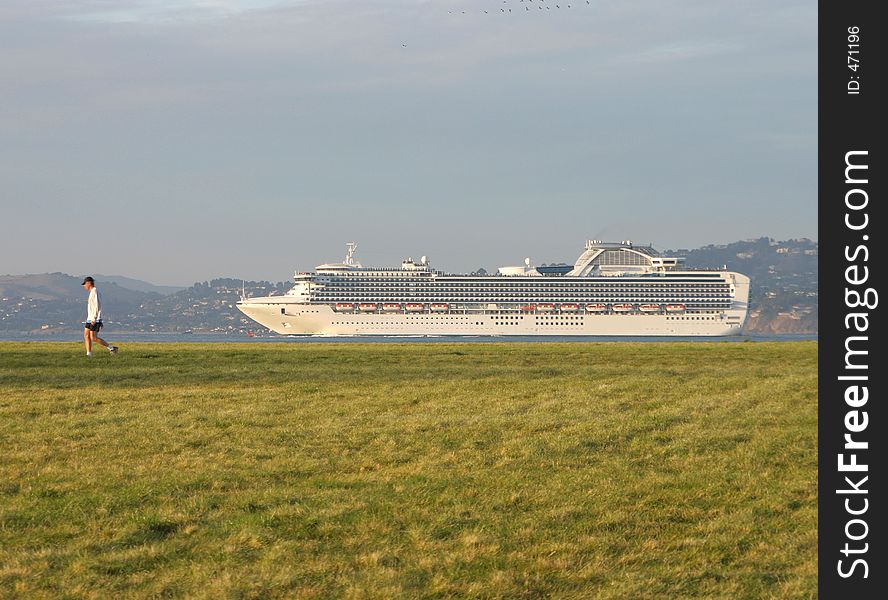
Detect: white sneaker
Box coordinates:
(109, 346, 118, 355)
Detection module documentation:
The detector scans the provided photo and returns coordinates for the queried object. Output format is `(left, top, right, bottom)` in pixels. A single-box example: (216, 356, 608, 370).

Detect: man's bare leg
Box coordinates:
(84, 328, 93, 354)
(90, 330, 110, 348)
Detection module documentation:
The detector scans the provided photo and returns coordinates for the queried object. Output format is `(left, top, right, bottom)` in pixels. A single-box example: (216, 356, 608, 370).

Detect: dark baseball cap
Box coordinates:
(81, 276, 95, 285)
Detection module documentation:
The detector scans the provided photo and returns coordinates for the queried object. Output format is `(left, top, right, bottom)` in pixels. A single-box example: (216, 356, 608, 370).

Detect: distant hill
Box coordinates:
(0, 275, 287, 334)
(0, 273, 161, 332)
(667, 237, 817, 333)
(0, 238, 817, 334)
(94, 275, 186, 296)
(0, 273, 156, 304)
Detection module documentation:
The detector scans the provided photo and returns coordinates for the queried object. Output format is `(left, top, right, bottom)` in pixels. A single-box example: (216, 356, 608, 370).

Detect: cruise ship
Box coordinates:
(236, 241, 750, 336)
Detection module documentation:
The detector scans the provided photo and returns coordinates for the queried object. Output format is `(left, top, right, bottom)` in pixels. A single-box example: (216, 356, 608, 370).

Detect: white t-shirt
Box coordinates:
(87, 287, 102, 322)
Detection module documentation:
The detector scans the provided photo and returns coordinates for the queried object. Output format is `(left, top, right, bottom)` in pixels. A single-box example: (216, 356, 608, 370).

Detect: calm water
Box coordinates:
(1, 332, 816, 343)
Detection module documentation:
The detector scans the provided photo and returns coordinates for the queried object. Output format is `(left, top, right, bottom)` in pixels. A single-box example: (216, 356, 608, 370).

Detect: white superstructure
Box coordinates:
(237, 241, 750, 336)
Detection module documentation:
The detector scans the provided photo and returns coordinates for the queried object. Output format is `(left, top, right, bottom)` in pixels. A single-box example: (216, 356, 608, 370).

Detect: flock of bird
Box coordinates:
(399, 1, 594, 47)
(448, 0, 593, 14)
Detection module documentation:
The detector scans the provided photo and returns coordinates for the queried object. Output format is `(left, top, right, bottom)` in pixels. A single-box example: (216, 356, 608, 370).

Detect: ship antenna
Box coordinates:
(241, 280, 246, 301)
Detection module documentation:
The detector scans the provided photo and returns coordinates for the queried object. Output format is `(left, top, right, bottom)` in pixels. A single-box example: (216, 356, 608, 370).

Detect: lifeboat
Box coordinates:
(334, 303, 354, 311)
(430, 303, 449, 312)
(665, 304, 686, 312)
(611, 303, 634, 312)
(382, 303, 402, 312)
(585, 303, 607, 312)
(520, 304, 537, 312)
(405, 303, 425, 312)
(639, 303, 662, 312)
(537, 303, 555, 311)
(560, 303, 579, 312)
(358, 303, 378, 312)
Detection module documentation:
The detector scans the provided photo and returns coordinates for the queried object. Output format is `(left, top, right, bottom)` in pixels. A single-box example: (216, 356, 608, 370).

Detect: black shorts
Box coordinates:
(84, 321, 103, 332)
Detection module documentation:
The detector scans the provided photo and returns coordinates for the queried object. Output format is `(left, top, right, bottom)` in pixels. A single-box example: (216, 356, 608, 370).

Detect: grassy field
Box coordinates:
(0, 342, 816, 599)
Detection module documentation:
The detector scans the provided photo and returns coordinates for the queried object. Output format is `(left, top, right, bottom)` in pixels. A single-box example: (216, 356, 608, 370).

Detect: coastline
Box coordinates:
(0, 331, 818, 343)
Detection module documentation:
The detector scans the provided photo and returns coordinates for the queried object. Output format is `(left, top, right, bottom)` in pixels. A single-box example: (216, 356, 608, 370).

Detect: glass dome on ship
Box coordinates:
(236, 240, 750, 336)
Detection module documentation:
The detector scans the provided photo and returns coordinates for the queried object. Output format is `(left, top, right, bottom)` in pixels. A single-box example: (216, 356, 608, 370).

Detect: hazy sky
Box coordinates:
(0, 0, 816, 285)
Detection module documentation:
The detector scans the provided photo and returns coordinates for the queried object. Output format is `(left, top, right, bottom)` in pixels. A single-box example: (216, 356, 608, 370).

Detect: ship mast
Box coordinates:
(344, 242, 359, 267)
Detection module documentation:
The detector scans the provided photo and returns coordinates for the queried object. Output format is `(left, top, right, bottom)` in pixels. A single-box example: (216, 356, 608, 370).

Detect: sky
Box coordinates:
(0, 0, 816, 285)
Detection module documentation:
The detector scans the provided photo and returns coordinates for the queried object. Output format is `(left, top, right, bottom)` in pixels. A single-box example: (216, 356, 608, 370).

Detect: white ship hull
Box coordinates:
(238, 302, 746, 336)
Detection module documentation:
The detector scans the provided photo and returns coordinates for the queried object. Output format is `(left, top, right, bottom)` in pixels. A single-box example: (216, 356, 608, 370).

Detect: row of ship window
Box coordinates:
(318, 275, 433, 280)
(319, 292, 734, 298)
(318, 283, 730, 289)
(321, 272, 725, 279)
(329, 315, 724, 325)
(319, 277, 726, 283)
(326, 309, 724, 314)
(314, 289, 730, 294)
(314, 292, 730, 296)
(316, 300, 732, 308)
(314, 296, 731, 302)
(666, 316, 722, 321)
(317, 288, 733, 292)
(317, 289, 730, 295)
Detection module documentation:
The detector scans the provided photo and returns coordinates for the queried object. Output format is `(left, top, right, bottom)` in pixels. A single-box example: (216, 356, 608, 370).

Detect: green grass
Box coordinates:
(0, 342, 816, 599)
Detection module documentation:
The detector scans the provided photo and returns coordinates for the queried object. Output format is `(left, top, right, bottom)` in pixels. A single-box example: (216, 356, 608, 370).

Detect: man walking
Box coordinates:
(82, 276, 118, 357)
